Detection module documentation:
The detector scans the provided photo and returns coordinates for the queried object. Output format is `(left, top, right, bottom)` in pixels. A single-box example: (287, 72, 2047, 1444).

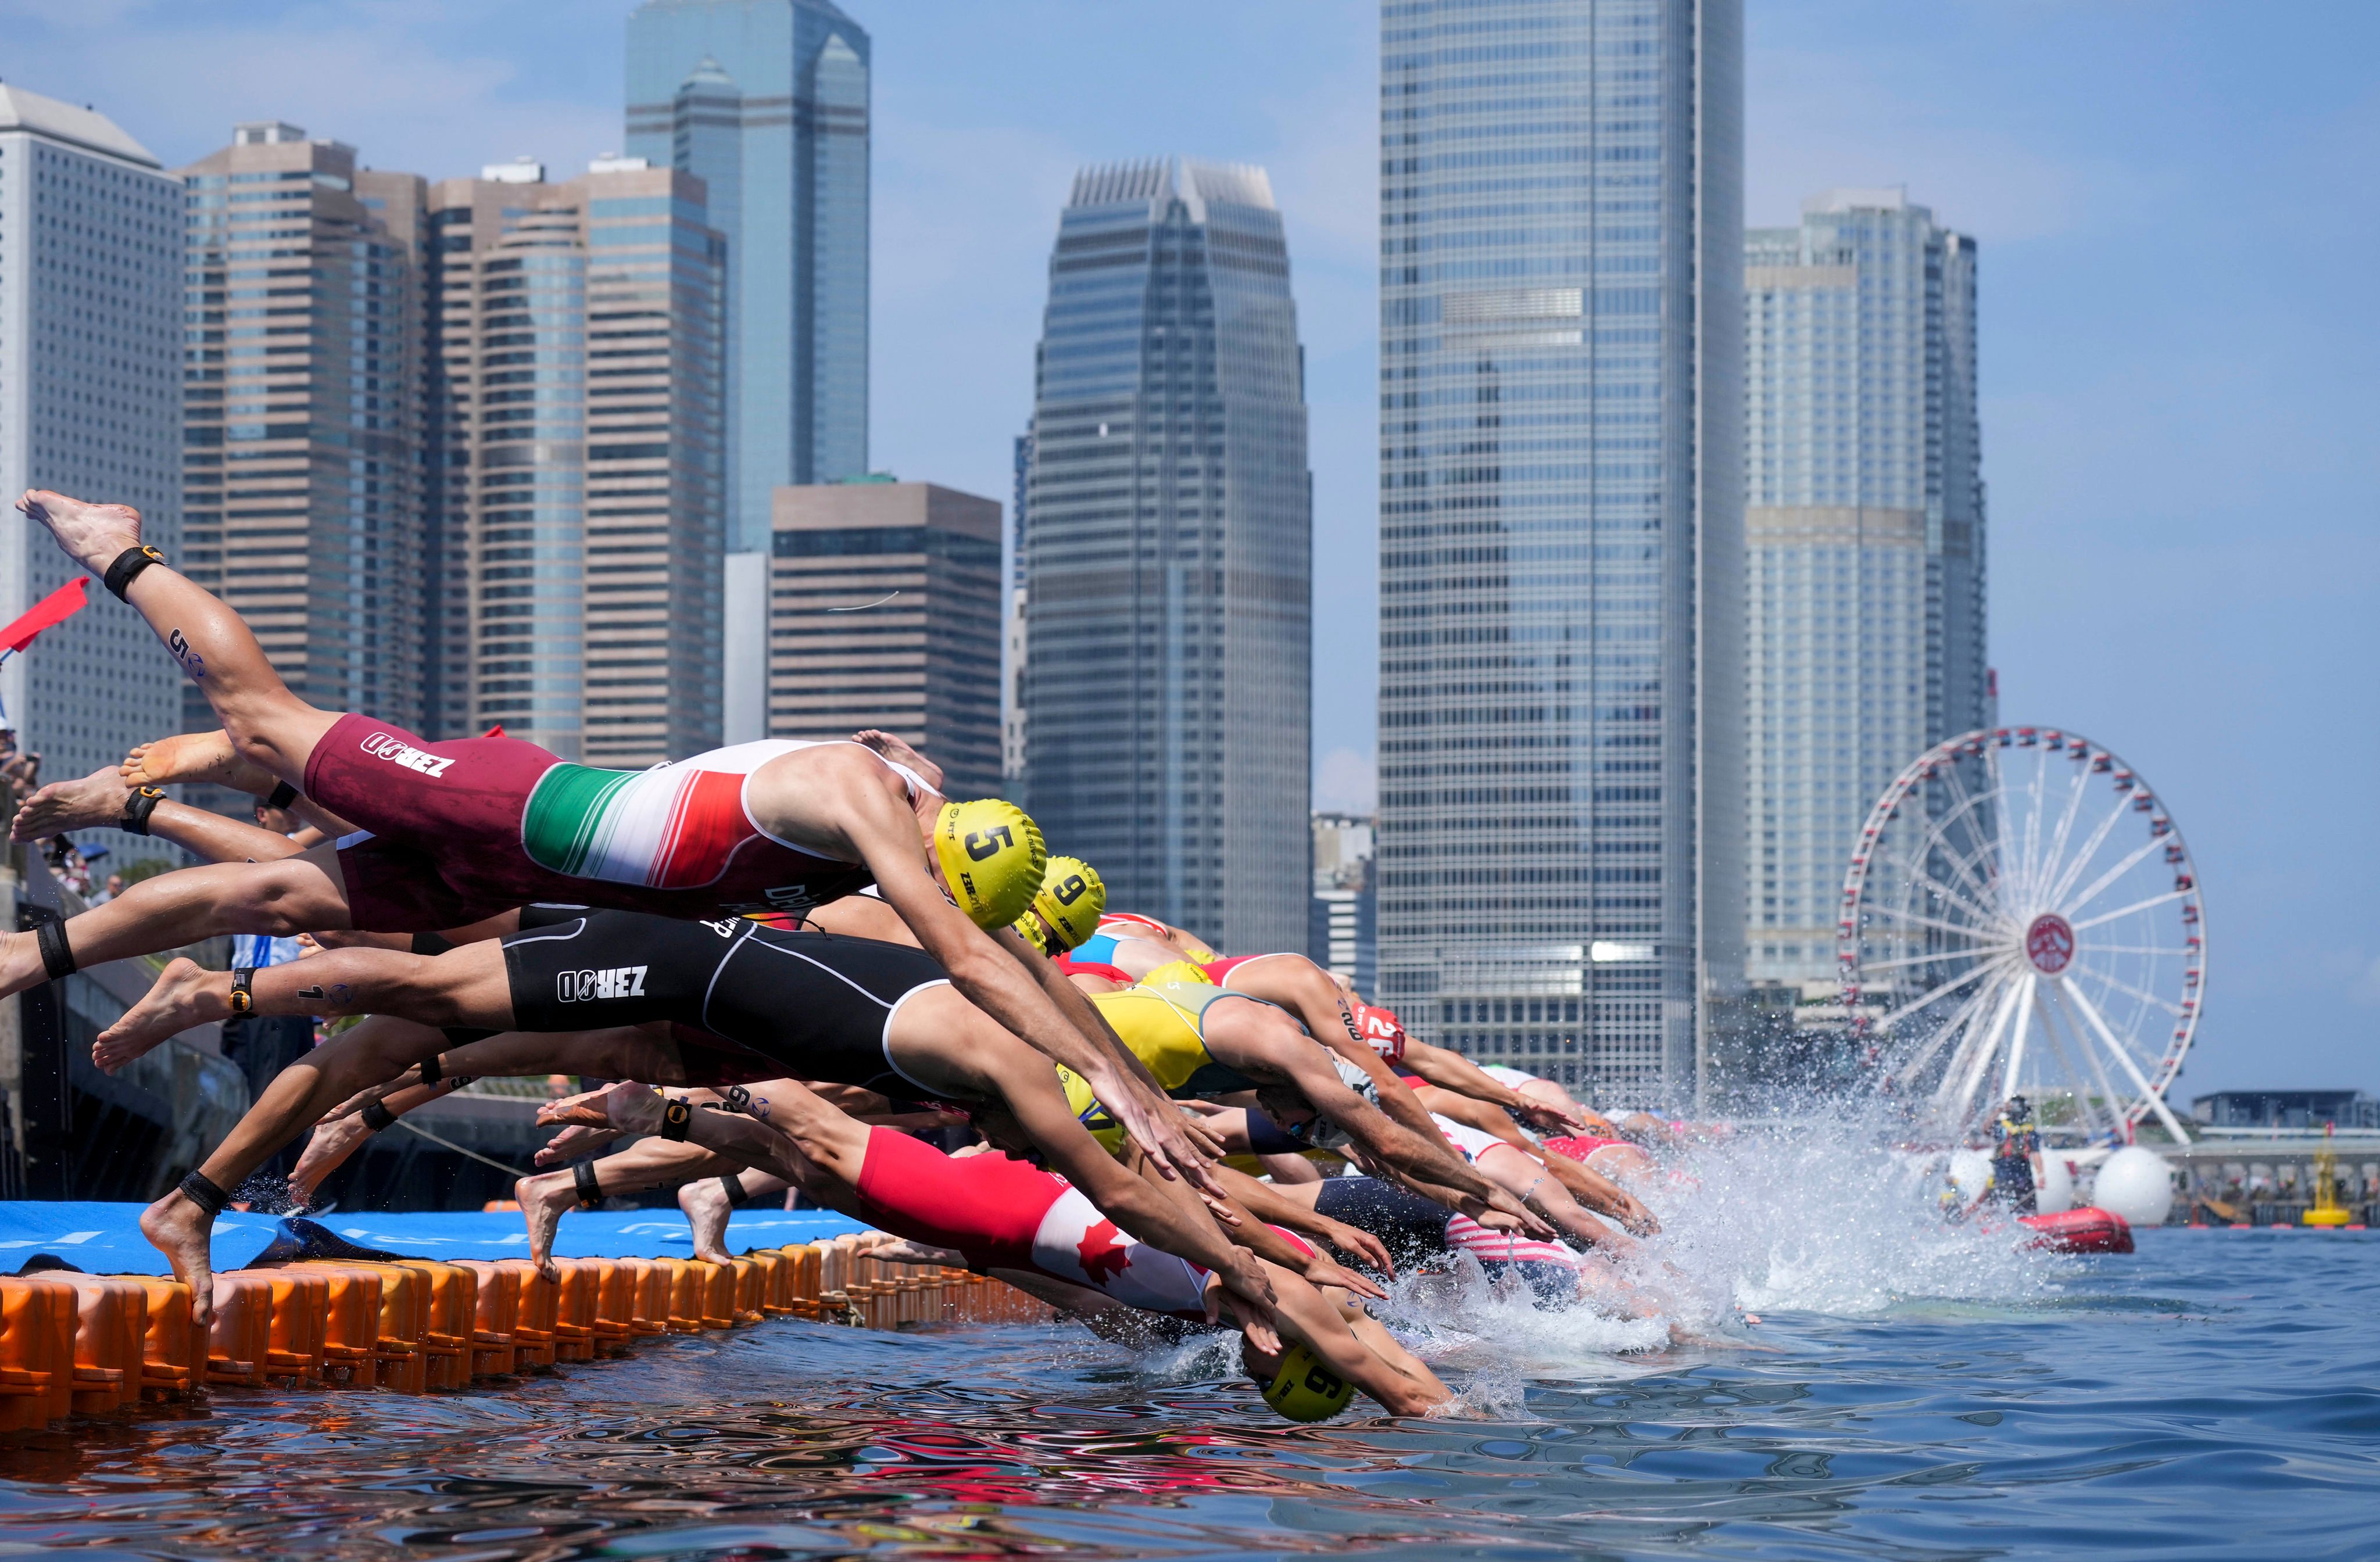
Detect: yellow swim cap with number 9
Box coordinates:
(933, 799, 1047, 930)
(1023, 855, 1106, 951)
(1260, 1341, 1355, 1422)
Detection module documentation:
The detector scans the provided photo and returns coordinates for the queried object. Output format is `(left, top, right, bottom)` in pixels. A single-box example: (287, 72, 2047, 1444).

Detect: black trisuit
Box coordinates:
(499, 909, 955, 1099)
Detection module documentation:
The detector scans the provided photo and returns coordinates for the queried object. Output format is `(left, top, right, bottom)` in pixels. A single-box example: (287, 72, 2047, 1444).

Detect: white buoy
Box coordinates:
(2035, 1152, 2076, 1215)
(2092, 1146, 2174, 1227)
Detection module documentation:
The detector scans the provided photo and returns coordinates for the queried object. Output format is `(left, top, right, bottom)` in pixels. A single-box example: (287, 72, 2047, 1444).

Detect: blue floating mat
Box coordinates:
(0, 1200, 868, 1276)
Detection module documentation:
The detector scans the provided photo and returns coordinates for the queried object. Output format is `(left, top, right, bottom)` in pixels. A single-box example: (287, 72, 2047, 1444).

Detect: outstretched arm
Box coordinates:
(1398, 1040, 1591, 1134)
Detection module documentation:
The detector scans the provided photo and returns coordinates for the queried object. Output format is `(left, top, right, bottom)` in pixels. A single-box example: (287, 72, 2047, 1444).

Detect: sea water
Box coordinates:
(3, 1129, 2375, 1560)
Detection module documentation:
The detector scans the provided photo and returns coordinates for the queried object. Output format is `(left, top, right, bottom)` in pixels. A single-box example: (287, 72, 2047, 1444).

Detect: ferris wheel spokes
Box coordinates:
(2041, 783, 2135, 910)
(2064, 980, 2194, 1144)
(1841, 726, 2206, 1139)
(2070, 888, 2191, 933)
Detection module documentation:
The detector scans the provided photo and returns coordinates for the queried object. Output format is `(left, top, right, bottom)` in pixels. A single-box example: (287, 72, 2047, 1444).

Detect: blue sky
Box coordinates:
(7, 0, 2375, 1097)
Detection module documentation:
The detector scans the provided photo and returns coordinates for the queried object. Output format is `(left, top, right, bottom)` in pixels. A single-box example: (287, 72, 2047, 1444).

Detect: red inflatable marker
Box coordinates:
(2018, 1206, 2134, 1254)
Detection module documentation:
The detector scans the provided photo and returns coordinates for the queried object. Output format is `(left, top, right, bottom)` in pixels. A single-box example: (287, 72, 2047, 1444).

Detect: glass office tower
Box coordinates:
(1023, 159, 1312, 953)
(626, 0, 869, 551)
(1377, 0, 1744, 1105)
(1744, 189, 1982, 990)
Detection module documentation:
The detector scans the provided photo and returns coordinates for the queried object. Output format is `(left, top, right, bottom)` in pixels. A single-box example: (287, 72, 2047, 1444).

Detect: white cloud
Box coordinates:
(1314, 747, 1375, 814)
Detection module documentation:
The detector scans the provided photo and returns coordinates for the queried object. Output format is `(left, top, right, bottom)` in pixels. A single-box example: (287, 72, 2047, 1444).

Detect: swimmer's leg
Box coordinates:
(17, 846, 355, 1029)
(97, 925, 493, 1068)
(142, 1013, 450, 1324)
(678, 1170, 791, 1264)
(518, 1135, 745, 1276)
(16, 491, 339, 784)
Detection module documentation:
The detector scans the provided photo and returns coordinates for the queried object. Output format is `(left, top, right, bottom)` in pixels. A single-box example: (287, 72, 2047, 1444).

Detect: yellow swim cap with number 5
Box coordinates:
(933, 799, 1047, 930)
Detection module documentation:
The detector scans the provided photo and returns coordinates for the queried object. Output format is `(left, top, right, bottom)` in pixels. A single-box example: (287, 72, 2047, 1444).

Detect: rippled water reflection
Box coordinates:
(10, 1134, 2380, 1562)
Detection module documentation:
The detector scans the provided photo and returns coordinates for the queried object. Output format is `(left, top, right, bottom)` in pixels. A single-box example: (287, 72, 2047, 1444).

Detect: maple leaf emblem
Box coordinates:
(1075, 1219, 1132, 1286)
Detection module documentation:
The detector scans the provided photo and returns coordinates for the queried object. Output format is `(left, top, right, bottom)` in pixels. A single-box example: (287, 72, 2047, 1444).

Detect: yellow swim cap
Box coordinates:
(1261, 1342, 1355, 1422)
(933, 798, 1047, 930)
(1027, 855, 1106, 951)
(1141, 958, 1213, 988)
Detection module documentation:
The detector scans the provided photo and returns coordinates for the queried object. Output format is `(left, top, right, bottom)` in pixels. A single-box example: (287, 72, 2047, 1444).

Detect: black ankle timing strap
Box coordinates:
(35, 918, 76, 980)
(102, 544, 165, 603)
(360, 1100, 397, 1132)
(177, 1170, 228, 1220)
(417, 1053, 442, 1085)
(264, 780, 299, 811)
(573, 1159, 604, 1210)
(121, 785, 166, 836)
(720, 1173, 750, 1208)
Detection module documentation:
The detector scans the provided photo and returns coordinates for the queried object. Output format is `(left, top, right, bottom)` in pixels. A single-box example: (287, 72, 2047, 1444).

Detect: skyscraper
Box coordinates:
(1376, 0, 1745, 1105)
(765, 478, 1003, 799)
(178, 122, 426, 737)
(1022, 159, 1312, 952)
(0, 87, 182, 850)
(1743, 188, 1983, 990)
(428, 159, 728, 765)
(626, 0, 871, 551)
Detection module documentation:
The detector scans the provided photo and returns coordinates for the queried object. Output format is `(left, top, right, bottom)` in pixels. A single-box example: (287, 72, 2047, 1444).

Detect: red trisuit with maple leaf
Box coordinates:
(853, 1126, 1308, 1320)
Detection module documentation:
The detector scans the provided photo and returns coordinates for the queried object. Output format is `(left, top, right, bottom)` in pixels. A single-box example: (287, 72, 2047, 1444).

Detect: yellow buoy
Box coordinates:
(2303, 1124, 2352, 1227)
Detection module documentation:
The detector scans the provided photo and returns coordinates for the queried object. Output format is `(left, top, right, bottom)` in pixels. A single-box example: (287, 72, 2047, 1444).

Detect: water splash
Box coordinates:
(1638, 1107, 2066, 1319)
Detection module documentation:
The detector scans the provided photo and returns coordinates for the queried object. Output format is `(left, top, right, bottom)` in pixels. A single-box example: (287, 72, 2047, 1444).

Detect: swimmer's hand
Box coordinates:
(1302, 1253, 1386, 1303)
(541, 1080, 663, 1134)
(1206, 1267, 1282, 1357)
(1103, 1080, 1230, 1198)
(1468, 1185, 1558, 1241)
(1513, 1097, 1592, 1135)
(1196, 1190, 1245, 1227)
(851, 729, 944, 793)
(1316, 1219, 1395, 1278)
(871, 1238, 966, 1266)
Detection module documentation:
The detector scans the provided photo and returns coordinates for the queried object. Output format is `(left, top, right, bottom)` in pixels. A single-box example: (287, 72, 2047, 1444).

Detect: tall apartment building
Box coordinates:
(765, 478, 1002, 798)
(1376, 0, 1745, 1104)
(0, 87, 182, 852)
(1311, 811, 1378, 997)
(1022, 158, 1312, 952)
(178, 122, 425, 736)
(1744, 188, 1982, 989)
(627, 0, 872, 549)
(427, 159, 727, 764)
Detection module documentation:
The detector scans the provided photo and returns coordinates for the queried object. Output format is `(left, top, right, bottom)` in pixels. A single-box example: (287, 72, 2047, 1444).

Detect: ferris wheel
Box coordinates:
(1838, 726, 2203, 1144)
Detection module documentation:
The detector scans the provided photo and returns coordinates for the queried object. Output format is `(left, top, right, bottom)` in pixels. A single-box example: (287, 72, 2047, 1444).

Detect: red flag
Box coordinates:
(0, 577, 89, 655)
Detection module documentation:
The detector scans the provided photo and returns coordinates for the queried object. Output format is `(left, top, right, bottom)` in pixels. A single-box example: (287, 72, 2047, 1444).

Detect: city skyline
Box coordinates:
(1, 1, 2372, 1100)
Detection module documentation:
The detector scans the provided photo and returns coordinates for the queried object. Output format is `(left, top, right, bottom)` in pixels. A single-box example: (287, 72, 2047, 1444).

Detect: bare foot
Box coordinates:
(121, 731, 278, 796)
(95, 956, 229, 1072)
(677, 1176, 736, 1264)
(139, 1187, 217, 1328)
(16, 489, 142, 574)
(852, 729, 944, 793)
(517, 1170, 575, 1280)
(287, 1112, 375, 1206)
(534, 1123, 629, 1167)
(12, 764, 131, 841)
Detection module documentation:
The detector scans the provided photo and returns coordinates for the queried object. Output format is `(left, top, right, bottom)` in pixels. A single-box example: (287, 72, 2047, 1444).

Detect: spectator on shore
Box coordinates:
(90, 872, 124, 905)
